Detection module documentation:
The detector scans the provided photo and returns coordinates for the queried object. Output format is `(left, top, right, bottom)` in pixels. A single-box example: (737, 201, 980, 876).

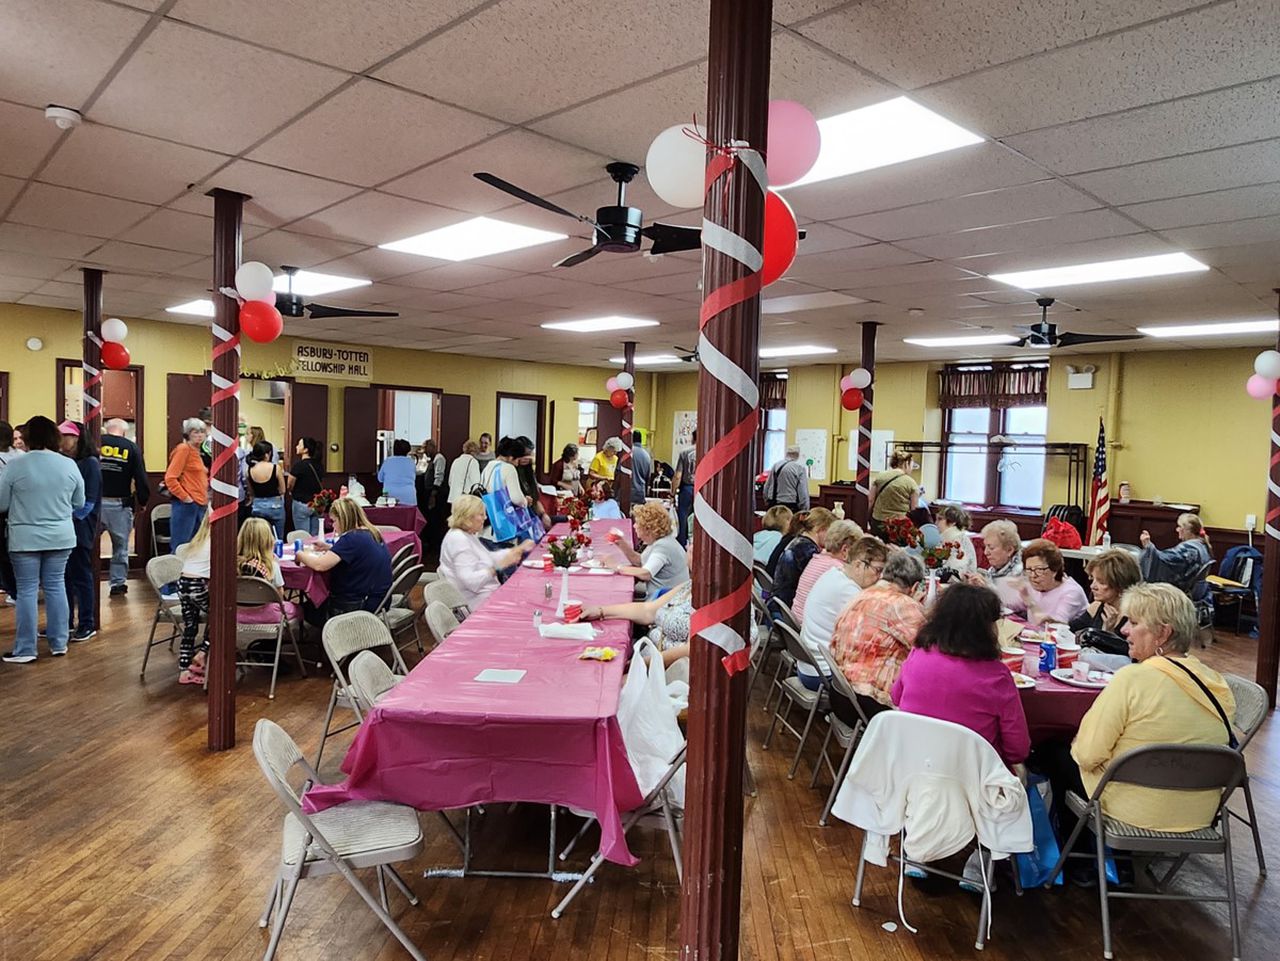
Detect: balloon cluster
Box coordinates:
(1247, 350, 1280, 399)
(100, 317, 131, 370)
(839, 368, 872, 411)
(233, 261, 284, 344)
(605, 370, 635, 409)
(643, 101, 821, 288)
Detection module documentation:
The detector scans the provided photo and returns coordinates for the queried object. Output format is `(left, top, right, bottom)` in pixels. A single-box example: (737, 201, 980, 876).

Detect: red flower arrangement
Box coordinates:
(562, 495, 590, 524)
(548, 532, 589, 568)
(882, 516, 922, 548)
(309, 488, 338, 514)
(919, 540, 963, 570)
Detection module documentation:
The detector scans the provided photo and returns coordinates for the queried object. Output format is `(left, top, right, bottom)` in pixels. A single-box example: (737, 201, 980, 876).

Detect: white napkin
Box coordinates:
(538, 623, 596, 640)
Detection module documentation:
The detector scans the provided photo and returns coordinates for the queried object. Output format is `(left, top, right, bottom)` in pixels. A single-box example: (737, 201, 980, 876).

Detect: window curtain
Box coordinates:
(939, 363, 1046, 409)
(759, 373, 787, 410)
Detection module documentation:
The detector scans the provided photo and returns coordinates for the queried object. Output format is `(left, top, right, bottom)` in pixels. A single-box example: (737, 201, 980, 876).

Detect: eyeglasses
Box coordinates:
(1025, 565, 1053, 575)
(859, 562, 885, 575)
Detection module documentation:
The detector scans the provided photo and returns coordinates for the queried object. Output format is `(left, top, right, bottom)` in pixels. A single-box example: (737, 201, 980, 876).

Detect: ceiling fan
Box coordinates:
(275, 266, 400, 320)
(473, 161, 702, 268)
(1015, 297, 1141, 348)
(673, 344, 699, 364)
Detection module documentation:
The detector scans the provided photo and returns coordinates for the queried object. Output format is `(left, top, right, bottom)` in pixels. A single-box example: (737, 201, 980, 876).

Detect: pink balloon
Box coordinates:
(606, 377, 619, 392)
(1246, 374, 1276, 399)
(767, 100, 821, 187)
(840, 374, 854, 391)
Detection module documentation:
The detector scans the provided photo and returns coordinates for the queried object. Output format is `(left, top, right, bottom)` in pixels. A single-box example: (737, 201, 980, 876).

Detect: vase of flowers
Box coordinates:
(918, 539, 963, 572)
(310, 488, 338, 516)
(563, 495, 590, 526)
(882, 516, 922, 549)
(547, 530, 592, 568)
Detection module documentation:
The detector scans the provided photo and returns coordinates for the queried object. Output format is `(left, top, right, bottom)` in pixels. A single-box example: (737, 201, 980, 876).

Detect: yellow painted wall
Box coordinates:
(652, 370, 698, 466)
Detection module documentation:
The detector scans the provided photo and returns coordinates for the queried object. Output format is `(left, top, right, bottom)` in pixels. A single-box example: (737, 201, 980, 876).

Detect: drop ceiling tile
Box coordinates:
(39, 124, 228, 205)
(243, 230, 366, 269)
(956, 233, 1179, 276)
(383, 130, 609, 215)
(785, 243, 926, 284)
(376, 0, 708, 123)
(289, 192, 462, 246)
(915, 0, 1280, 137)
(0, 101, 63, 178)
(8, 182, 154, 237)
(17, 293, 82, 311)
(457, 274, 602, 304)
(117, 209, 215, 254)
(789, 222, 876, 254)
(0, 251, 76, 280)
(249, 80, 504, 187)
(393, 263, 522, 291)
(561, 250, 695, 285)
(168, 0, 481, 71)
(90, 20, 346, 153)
(832, 261, 979, 291)
(773, 0, 850, 25)
(0, 175, 27, 210)
(168, 159, 364, 227)
(1197, 241, 1280, 267)
(896, 209, 1142, 261)
(1069, 138, 1280, 206)
(1120, 183, 1280, 231)
(0, 224, 104, 260)
(79, 240, 204, 272)
(768, 32, 895, 118)
(306, 248, 447, 283)
(364, 285, 500, 312)
(614, 272, 702, 296)
(1161, 215, 1280, 252)
(1003, 77, 1280, 175)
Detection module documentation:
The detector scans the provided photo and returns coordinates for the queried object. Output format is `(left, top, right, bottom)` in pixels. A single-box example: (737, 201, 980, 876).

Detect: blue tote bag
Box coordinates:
(482, 466, 520, 542)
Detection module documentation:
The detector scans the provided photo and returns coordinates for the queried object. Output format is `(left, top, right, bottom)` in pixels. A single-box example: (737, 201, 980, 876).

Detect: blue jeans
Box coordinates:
(11, 549, 72, 656)
(65, 540, 96, 632)
(291, 501, 318, 537)
(676, 483, 694, 547)
(169, 500, 204, 553)
(102, 500, 133, 587)
(251, 495, 286, 540)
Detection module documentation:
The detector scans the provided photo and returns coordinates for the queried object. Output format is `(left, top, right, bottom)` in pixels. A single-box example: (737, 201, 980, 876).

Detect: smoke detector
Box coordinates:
(907, 307, 925, 317)
(45, 105, 83, 130)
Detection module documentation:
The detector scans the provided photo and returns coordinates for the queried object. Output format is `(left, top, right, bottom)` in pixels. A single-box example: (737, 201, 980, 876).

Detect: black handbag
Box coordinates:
(1076, 626, 1130, 657)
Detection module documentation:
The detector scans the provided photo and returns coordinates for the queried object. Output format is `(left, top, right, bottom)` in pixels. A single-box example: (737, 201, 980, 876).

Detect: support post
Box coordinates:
(81, 268, 104, 631)
(1258, 290, 1280, 707)
(207, 188, 247, 751)
(618, 341, 637, 515)
(680, 0, 771, 958)
(852, 322, 879, 528)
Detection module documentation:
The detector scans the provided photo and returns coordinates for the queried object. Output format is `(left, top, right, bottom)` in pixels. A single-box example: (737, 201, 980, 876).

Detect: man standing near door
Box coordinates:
(99, 418, 150, 596)
(417, 438, 447, 553)
(764, 445, 811, 512)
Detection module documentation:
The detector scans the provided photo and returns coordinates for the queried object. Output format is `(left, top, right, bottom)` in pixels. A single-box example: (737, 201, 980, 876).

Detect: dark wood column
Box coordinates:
(679, 0, 771, 959)
(1258, 289, 1280, 707)
(618, 340, 636, 514)
(852, 321, 879, 528)
(207, 188, 248, 751)
(81, 268, 104, 630)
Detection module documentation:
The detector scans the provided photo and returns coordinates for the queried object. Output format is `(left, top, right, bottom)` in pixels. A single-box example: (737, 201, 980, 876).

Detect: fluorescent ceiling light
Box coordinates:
(1137, 319, 1279, 338)
(542, 316, 659, 333)
(166, 299, 215, 317)
(762, 292, 867, 314)
(784, 97, 983, 188)
(609, 354, 682, 366)
(379, 216, 567, 261)
(758, 345, 838, 358)
(903, 334, 1021, 347)
(989, 252, 1209, 290)
(273, 271, 370, 297)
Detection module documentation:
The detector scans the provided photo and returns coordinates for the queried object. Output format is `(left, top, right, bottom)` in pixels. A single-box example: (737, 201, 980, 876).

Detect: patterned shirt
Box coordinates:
(830, 584, 926, 706)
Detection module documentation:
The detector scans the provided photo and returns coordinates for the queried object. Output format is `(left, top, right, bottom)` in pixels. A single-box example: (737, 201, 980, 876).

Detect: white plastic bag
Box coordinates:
(617, 638, 686, 807)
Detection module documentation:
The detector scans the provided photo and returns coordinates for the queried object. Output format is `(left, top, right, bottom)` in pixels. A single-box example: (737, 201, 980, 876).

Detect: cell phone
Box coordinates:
(938, 568, 958, 584)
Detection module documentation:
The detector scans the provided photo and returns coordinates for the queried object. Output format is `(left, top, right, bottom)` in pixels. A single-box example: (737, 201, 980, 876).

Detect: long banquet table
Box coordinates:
(303, 521, 645, 865)
(279, 529, 419, 605)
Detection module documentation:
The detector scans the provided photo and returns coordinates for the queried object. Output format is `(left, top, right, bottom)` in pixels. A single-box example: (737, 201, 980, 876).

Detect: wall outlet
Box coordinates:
(1246, 514, 1257, 530)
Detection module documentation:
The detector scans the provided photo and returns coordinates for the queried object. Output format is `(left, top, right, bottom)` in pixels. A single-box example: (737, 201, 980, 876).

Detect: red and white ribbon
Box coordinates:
(82, 331, 103, 423)
(209, 322, 241, 526)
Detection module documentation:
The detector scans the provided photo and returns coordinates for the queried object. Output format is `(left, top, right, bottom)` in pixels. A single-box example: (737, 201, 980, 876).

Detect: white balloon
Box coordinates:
(101, 317, 128, 343)
(235, 261, 276, 303)
(645, 122, 707, 209)
(1255, 350, 1280, 380)
(615, 371, 634, 391)
(849, 367, 872, 389)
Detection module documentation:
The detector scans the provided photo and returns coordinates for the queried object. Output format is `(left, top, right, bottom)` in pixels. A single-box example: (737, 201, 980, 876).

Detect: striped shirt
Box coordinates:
(830, 584, 926, 706)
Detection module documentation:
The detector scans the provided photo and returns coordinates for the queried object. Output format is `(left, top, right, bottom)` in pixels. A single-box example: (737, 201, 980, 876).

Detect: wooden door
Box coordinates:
(286, 383, 329, 463)
(595, 400, 624, 450)
(166, 373, 211, 455)
(439, 392, 471, 460)
(342, 386, 380, 473)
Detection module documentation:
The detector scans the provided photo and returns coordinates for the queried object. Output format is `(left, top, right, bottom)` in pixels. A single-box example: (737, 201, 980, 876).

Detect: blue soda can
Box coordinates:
(274, 539, 284, 558)
(1038, 639, 1058, 674)
(293, 539, 303, 555)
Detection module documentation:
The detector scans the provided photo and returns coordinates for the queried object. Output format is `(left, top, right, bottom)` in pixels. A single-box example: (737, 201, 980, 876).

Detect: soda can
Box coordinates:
(293, 539, 303, 555)
(1038, 639, 1058, 674)
(274, 539, 284, 558)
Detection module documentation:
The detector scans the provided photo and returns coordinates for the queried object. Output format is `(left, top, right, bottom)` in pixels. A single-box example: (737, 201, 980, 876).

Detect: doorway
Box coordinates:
(58, 358, 145, 447)
(496, 391, 545, 475)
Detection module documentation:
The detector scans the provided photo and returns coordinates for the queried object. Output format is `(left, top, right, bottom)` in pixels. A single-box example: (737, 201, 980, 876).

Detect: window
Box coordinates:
(999, 406, 1048, 509)
(943, 405, 1047, 509)
(577, 400, 597, 467)
(762, 407, 787, 471)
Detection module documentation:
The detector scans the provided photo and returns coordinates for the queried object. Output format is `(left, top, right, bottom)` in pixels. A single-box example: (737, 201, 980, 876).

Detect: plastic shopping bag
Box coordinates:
(617, 637, 686, 807)
(482, 484, 519, 542)
(1015, 775, 1063, 887)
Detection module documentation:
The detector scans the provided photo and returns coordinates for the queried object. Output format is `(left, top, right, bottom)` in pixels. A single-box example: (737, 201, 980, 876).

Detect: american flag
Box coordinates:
(1088, 418, 1110, 545)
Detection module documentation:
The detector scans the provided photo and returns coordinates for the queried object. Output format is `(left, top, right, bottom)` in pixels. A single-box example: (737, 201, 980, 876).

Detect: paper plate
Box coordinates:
(1050, 667, 1112, 690)
(1011, 672, 1037, 689)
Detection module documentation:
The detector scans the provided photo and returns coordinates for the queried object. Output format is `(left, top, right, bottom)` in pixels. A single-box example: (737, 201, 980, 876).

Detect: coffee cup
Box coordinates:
(1072, 660, 1091, 682)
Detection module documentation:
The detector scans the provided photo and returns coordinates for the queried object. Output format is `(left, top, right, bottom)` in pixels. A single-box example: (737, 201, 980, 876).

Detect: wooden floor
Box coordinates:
(0, 584, 1274, 961)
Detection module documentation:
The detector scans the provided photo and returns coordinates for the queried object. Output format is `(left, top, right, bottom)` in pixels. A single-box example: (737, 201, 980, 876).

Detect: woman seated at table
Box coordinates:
(587, 479, 624, 520)
(892, 583, 1031, 768)
(830, 550, 927, 718)
(1069, 548, 1142, 634)
(296, 498, 394, 624)
(549, 443, 584, 496)
(753, 505, 792, 565)
(1140, 512, 1213, 607)
(376, 439, 418, 506)
(765, 508, 804, 576)
(769, 507, 835, 613)
(604, 501, 689, 599)
(962, 518, 1023, 603)
(796, 535, 888, 690)
(792, 519, 863, 622)
(236, 517, 301, 624)
(1009, 538, 1089, 626)
(937, 504, 977, 577)
(439, 495, 536, 610)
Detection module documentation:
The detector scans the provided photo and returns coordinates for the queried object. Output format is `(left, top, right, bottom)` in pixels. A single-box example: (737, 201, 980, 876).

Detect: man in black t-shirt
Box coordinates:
(100, 419, 150, 595)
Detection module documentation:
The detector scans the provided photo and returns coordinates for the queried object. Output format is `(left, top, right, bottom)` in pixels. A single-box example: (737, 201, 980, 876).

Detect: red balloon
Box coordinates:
(100, 341, 130, 370)
(762, 190, 799, 287)
(841, 387, 863, 411)
(240, 300, 284, 343)
(609, 388, 629, 409)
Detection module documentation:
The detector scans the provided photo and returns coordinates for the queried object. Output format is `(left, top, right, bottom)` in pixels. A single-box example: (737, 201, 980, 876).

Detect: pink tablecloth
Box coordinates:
(364, 505, 425, 554)
(1020, 673, 1101, 743)
(303, 521, 646, 865)
(279, 529, 419, 606)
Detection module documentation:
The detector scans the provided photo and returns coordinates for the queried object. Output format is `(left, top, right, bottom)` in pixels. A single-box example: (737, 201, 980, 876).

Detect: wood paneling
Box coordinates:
(439, 392, 471, 461)
(342, 385, 380, 474)
(166, 372, 211, 455)
(286, 382, 328, 460)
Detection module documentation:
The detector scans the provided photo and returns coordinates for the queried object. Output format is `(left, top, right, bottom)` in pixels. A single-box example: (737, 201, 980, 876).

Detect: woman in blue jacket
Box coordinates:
(60, 421, 101, 642)
(0, 416, 85, 662)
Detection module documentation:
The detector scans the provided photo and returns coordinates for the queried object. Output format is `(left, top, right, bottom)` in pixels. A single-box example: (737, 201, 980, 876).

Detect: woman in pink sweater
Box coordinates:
(892, 583, 1031, 767)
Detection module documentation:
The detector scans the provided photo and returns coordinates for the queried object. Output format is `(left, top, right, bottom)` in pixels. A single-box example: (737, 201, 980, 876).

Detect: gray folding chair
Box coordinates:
(424, 600, 460, 648)
(253, 719, 427, 961)
(423, 578, 471, 622)
(1044, 744, 1246, 961)
(142, 554, 184, 676)
(390, 543, 418, 576)
(149, 502, 171, 557)
(752, 561, 774, 594)
(811, 646, 870, 826)
(761, 620, 829, 779)
(346, 649, 404, 712)
(235, 576, 308, 699)
(316, 612, 409, 769)
(375, 563, 426, 655)
(1224, 672, 1269, 876)
(285, 529, 312, 544)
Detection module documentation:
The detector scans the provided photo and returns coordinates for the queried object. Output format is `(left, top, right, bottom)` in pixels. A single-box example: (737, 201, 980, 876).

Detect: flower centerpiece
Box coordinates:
(562, 494, 590, 525)
(919, 540, 963, 571)
(309, 488, 338, 515)
(882, 516, 922, 549)
(547, 530, 592, 568)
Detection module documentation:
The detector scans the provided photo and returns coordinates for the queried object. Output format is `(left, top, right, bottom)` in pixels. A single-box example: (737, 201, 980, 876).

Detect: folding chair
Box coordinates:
(762, 620, 829, 779)
(752, 561, 774, 595)
(235, 576, 308, 699)
(346, 649, 404, 712)
(390, 543, 418, 576)
(1044, 744, 1246, 961)
(285, 530, 312, 544)
(551, 745, 686, 919)
(1223, 673, 1269, 876)
(149, 502, 171, 557)
(142, 554, 184, 676)
(424, 600, 460, 648)
(375, 563, 426, 655)
(315, 612, 409, 769)
(253, 719, 427, 961)
(423, 578, 471, 621)
(811, 646, 870, 826)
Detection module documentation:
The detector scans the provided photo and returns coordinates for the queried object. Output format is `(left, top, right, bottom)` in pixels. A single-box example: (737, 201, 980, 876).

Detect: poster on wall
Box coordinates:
(672, 410, 697, 463)
(850, 428, 895, 472)
(795, 428, 828, 481)
(292, 341, 372, 382)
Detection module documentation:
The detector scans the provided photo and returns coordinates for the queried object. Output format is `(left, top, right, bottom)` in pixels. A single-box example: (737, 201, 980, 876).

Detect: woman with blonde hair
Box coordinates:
(176, 508, 214, 684)
(769, 506, 836, 612)
(439, 494, 535, 610)
(606, 501, 690, 599)
(963, 518, 1023, 607)
(297, 497, 393, 624)
(868, 450, 919, 536)
(1140, 512, 1213, 614)
(447, 439, 483, 509)
(1070, 548, 1142, 634)
(753, 504, 793, 564)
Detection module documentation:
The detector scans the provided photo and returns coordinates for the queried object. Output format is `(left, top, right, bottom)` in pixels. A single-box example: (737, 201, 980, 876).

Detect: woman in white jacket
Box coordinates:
(438, 495, 533, 610)
(447, 439, 482, 510)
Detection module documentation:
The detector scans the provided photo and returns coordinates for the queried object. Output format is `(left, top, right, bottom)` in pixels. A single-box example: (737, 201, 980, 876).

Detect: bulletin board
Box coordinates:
(672, 410, 697, 463)
(794, 428, 828, 481)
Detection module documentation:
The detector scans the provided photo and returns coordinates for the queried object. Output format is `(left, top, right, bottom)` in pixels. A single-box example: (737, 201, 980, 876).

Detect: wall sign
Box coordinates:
(292, 341, 372, 382)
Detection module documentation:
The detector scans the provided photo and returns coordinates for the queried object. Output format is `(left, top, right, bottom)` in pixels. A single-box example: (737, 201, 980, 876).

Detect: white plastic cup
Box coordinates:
(1072, 660, 1091, 681)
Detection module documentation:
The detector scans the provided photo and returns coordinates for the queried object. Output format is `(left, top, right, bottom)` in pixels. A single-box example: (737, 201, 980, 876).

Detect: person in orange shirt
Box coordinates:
(165, 417, 209, 552)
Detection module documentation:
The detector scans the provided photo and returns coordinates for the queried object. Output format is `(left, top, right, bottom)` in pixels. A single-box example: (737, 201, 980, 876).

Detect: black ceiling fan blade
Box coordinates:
(305, 303, 400, 320)
(552, 247, 602, 269)
(473, 172, 600, 231)
(1055, 331, 1143, 347)
(641, 222, 701, 255)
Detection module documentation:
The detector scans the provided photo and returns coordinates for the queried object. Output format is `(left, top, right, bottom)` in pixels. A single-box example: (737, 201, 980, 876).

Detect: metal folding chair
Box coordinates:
(811, 646, 870, 826)
(315, 612, 409, 769)
(142, 554, 184, 675)
(285, 530, 312, 544)
(423, 578, 471, 622)
(761, 620, 829, 779)
(424, 600, 460, 648)
(1223, 672, 1269, 876)
(375, 563, 426, 654)
(235, 576, 308, 699)
(345, 649, 404, 712)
